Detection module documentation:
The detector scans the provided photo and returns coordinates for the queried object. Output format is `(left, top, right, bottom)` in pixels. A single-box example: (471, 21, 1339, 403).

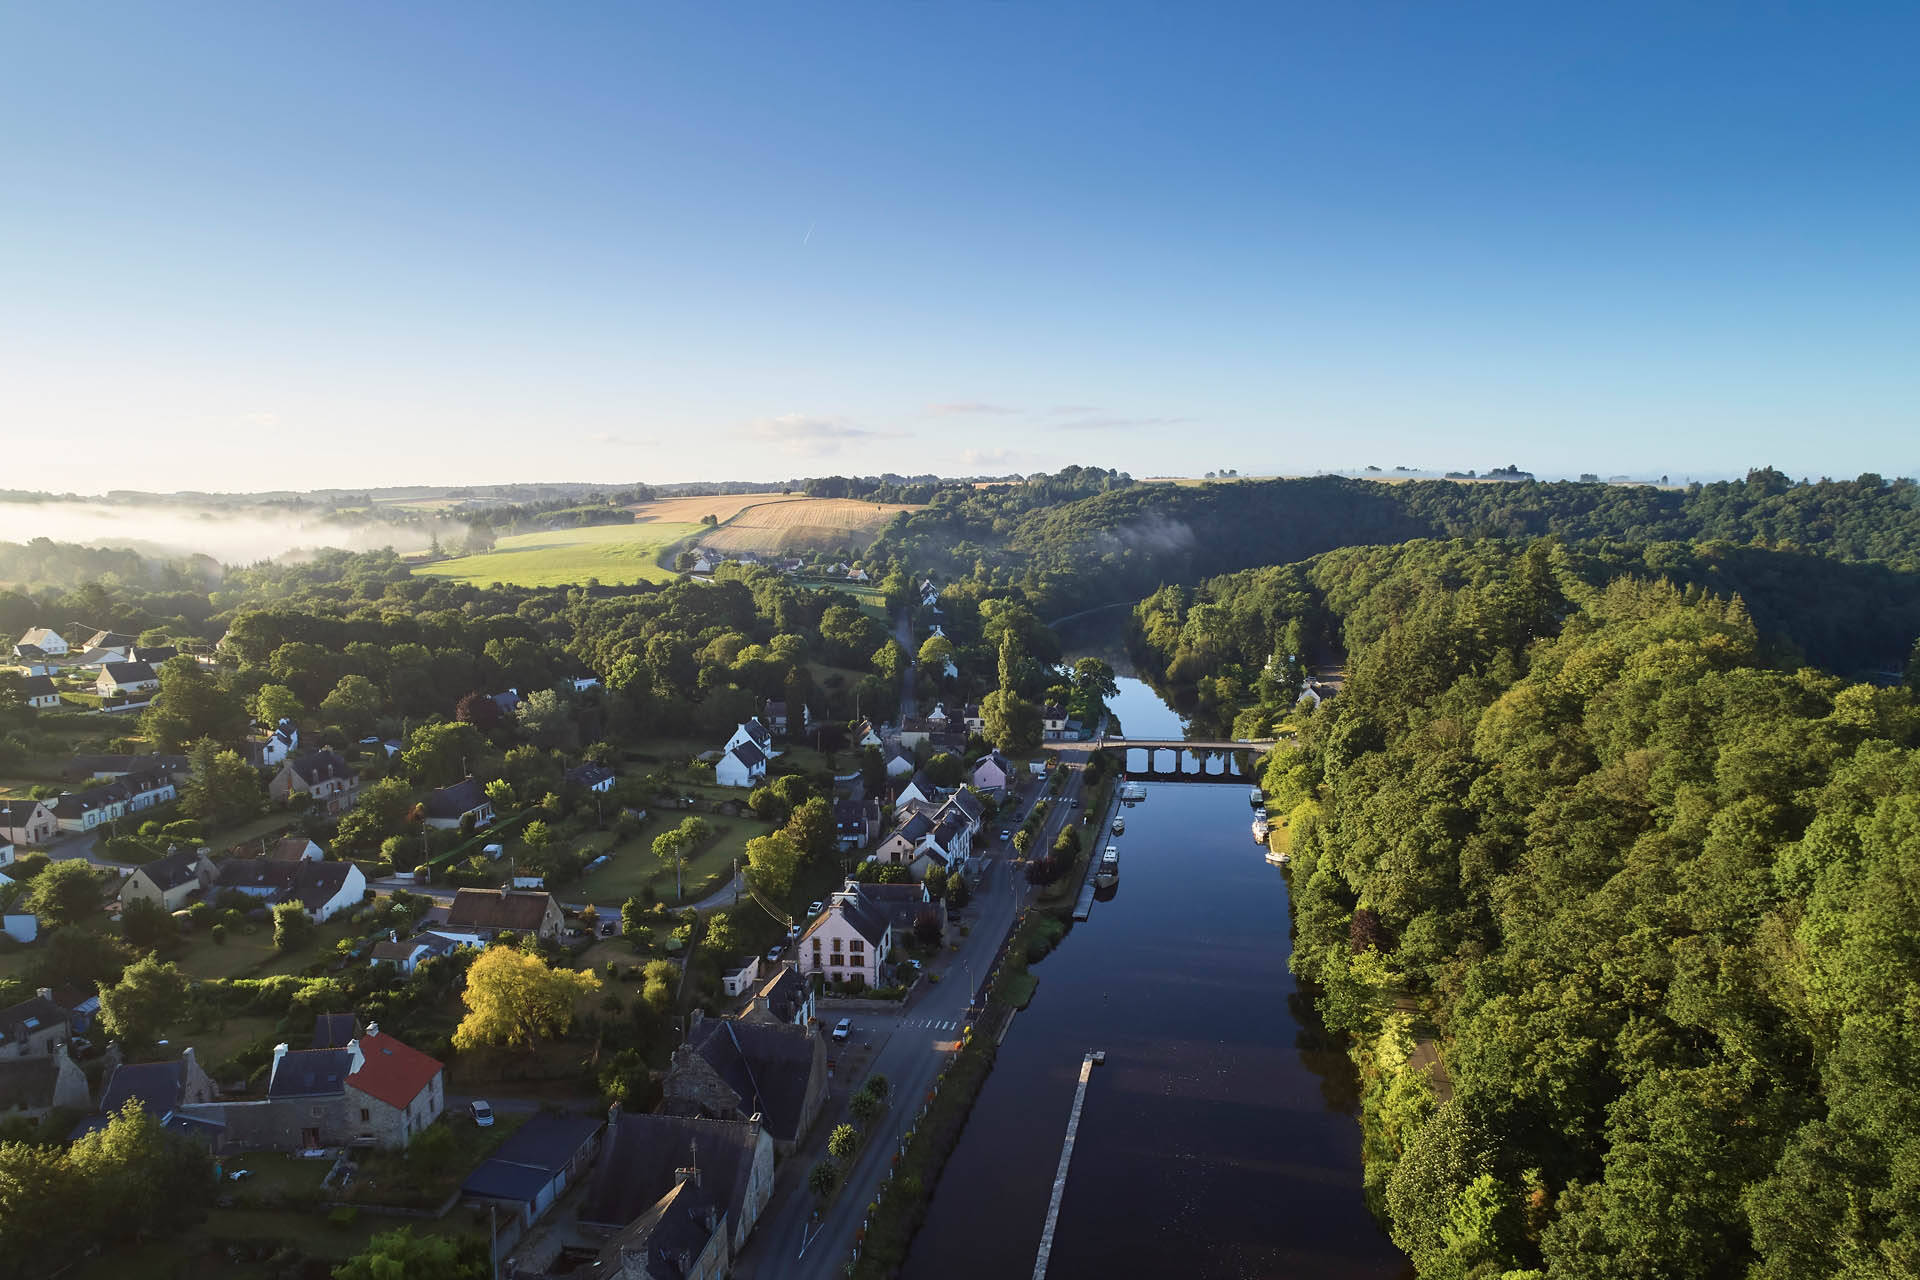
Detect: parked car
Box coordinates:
(832, 1018, 852, 1042)
(808, 900, 824, 916)
(767, 944, 784, 963)
(998, 829, 1011, 842)
(470, 1100, 495, 1127)
(600, 920, 619, 936)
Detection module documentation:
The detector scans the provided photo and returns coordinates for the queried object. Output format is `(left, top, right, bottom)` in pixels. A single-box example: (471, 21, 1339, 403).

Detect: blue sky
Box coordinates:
(3, 2, 1916, 491)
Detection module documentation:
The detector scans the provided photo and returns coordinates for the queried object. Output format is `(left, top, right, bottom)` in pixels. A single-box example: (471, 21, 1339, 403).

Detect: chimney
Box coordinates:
(346, 1039, 364, 1075)
(36, 987, 52, 1003)
(364, 1021, 379, 1039)
(271, 1042, 289, 1087)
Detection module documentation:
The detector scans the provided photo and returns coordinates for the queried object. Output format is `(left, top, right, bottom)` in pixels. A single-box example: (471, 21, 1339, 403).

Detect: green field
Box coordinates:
(412, 521, 702, 587)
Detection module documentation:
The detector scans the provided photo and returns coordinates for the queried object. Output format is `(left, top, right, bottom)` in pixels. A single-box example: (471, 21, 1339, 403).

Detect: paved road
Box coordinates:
(894, 606, 916, 725)
(735, 761, 1091, 1280)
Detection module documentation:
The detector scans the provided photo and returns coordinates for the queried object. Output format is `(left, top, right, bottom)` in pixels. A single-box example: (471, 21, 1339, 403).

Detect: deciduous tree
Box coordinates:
(452, 946, 601, 1052)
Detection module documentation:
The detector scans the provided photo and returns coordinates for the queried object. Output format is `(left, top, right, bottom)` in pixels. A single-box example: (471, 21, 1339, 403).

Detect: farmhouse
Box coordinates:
(119, 847, 218, 912)
(445, 887, 565, 941)
(213, 858, 367, 923)
(715, 739, 767, 789)
(970, 749, 1016, 794)
(95, 661, 159, 698)
(15, 628, 68, 657)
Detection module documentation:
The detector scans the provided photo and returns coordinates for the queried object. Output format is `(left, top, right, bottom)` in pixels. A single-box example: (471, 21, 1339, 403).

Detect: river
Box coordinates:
(901, 672, 1408, 1280)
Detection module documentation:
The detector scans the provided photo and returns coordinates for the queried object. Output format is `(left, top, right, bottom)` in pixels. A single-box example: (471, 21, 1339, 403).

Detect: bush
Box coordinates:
(210, 923, 228, 946)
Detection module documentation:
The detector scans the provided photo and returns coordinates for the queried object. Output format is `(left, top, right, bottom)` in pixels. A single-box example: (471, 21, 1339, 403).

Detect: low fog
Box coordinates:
(0, 501, 470, 567)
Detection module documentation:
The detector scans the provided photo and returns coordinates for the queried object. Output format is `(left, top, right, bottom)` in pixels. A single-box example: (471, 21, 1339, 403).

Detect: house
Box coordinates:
(95, 661, 159, 698)
(214, 858, 367, 923)
(342, 1024, 446, 1148)
(569, 676, 601, 692)
(1042, 704, 1069, 740)
(270, 750, 361, 815)
(128, 644, 177, 665)
(882, 743, 915, 779)
(853, 879, 936, 939)
(369, 932, 470, 975)
(895, 769, 943, 811)
(11, 648, 55, 677)
(492, 689, 523, 716)
(263, 836, 325, 863)
(119, 847, 217, 912)
(0, 799, 57, 846)
(0, 1044, 90, 1121)
(81, 630, 137, 658)
(763, 699, 811, 737)
(462, 1111, 604, 1228)
(873, 811, 936, 873)
(445, 888, 565, 941)
(574, 1109, 776, 1269)
(739, 963, 815, 1030)
(67, 753, 191, 782)
(16, 628, 67, 657)
(961, 703, 985, 736)
(0, 990, 73, 1058)
(970, 750, 1016, 795)
(246, 719, 300, 770)
(724, 719, 776, 759)
(796, 882, 892, 989)
(833, 797, 879, 851)
(898, 718, 934, 750)
(662, 1014, 828, 1156)
(714, 739, 767, 789)
(423, 776, 493, 829)
(566, 763, 616, 793)
(852, 718, 883, 750)
(97, 1048, 218, 1121)
(16, 675, 59, 710)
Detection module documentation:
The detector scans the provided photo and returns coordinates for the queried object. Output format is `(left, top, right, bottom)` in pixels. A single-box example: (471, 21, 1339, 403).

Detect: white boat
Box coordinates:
(1249, 787, 1265, 809)
(1119, 782, 1147, 803)
(1252, 819, 1270, 842)
(1265, 847, 1290, 865)
(1093, 845, 1120, 888)
(1111, 816, 1125, 835)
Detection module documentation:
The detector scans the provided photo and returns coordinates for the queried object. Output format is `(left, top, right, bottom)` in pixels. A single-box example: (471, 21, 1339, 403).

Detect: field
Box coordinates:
(411, 521, 702, 587)
(627, 491, 801, 524)
(698, 497, 919, 554)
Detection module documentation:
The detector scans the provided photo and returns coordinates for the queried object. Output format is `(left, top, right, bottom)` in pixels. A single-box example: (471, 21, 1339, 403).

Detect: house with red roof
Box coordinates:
(344, 1023, 445, 1148)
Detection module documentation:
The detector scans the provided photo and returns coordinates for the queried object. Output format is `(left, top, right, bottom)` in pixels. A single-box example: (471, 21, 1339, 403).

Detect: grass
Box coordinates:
(341, 1112, 528, 1209)
(575, 813, 761, 907)
(412, 520, 703, 587)
(174, 915, 362, 982)
(697, 497, 918, 555)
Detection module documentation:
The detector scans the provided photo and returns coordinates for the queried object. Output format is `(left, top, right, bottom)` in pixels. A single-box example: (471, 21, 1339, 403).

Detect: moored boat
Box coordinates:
(1111, 816, 1125, 835)
(1252, 819, 1270, 842)
(1249, 786, 1265, 808)
(1093, 845, 1120, 888)
(1265, 847, 1290, 865)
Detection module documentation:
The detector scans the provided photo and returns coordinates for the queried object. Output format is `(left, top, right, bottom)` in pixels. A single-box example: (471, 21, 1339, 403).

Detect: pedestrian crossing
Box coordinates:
(904, 1017, 962, 1031)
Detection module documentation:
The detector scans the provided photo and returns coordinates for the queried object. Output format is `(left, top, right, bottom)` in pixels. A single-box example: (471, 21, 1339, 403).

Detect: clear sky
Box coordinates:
(3, 2, 1917, 492)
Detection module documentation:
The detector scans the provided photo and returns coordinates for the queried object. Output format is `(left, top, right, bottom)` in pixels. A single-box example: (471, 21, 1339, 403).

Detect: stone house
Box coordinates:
(795, 883, 891, 988)
(343, 1025, 445, 1148)
(118, 847, 217, 912)
(662, 1014, 827, 1157)
(0, 799, 57, 847)
(0, 990, 73, 1058)
(445, 888, 565, 942)
(0, 1043, 90, 1120)
(270, 750, 360, 815)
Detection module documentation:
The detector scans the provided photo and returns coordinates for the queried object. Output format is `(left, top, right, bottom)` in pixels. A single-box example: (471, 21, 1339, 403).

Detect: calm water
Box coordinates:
(903, 681, 1408, 1280)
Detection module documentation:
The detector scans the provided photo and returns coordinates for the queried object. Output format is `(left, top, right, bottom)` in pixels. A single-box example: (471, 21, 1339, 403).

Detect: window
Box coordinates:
(811, 938, 821, 951)
(830, 955, 842, 966)
(850, 940, 863, 953)
(360, 1108, 370, 1122)
(831, 937, 841, 951)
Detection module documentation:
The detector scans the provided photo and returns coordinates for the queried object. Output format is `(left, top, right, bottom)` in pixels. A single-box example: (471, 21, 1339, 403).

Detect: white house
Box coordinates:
(215, 858, 367, 923)
(715, 740, 768, 788)
(725, 719, 777, 759)
(851, 719, 883, 750)
(16, 628, 67, 657)
(96, 661, 159, 698)
(961, 704, 985, 736)
(566, 763, 616, 793)
(247, 720, 299, 770)
(0, 800, 56, 847)
(797, 883, 891, 989)
(895, 769, 943, 811)
(883, 744, 916, 779)
(423, 778, 493, 830)
(1041, 704, 1069, 740)
(17, 676, 60, 710)
(970, 750, 1016, 795)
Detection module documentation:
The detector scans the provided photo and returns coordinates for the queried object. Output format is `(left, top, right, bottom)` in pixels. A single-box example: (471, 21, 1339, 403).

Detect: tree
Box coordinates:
(913, 905, 943, 946)
(784, 796, 835, 860)
(181, 738, 265, 827)
(319, 673, 383, 737)
(142, 655, 248, 751)
(744, 830, 803, 899)
(917, 634, 957, 678)
(484, 778, 515, 812)
(333, 1225, 489, 1280)
(28, 859, 101, 928)
(120, 897, 176, 953)
(862, 1073, 889, 1100)
(66, 1102, 212, 1250)
(251, 683, 304, 727)
(455, 691, 501, 731)
(452, 946, 601, 1052)
(402, 721, 483, 788)
(272, 902, 315, 951)
(981, 689, 1041, 753)
(827, 1123, 859, 1162)
(641, 958, 677, 1013)
(945, 871, 970, 909)
(747, 785, 790, 826)
(808, 1160, 840, 1199)
(336, 776, 413, 852)
(523, 819, 552, 853)
(848, 1088, 883, 1127)
(517, 688, 579, 750)
(98, 954, 189, 1052)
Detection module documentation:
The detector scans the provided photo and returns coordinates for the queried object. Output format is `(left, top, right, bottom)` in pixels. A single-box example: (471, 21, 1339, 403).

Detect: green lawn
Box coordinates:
(412, 520, 703, 587)
(174, 915, 362, 982)
(575, 814, 760, 907)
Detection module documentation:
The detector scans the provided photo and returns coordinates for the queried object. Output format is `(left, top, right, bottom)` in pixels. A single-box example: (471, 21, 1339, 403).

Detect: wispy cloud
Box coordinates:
(748, 414, 906, 456)
(1054, 415, 1192, 432)
(929, 401, 1019, 417)
(590, 432, 654, 448)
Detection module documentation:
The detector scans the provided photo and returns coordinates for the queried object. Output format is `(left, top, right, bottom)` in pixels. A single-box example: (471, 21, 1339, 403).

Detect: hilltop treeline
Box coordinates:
(870, 468, 1920, 616)
(1144, 538, 1920, 1278)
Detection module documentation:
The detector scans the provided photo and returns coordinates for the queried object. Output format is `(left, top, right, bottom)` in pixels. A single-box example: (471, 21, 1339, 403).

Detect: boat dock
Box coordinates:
(1032, 1050, 1104, 1280)
(1072, 881, 1095, 920)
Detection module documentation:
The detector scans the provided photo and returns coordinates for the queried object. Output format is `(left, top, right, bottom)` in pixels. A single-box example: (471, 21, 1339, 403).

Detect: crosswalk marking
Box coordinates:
(902, 1017, 960, 1030)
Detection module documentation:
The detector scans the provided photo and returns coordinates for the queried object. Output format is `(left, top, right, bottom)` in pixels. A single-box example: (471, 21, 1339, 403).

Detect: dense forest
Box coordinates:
(1133, 535, 1920, 1278)
(873, 468, 1920, 618)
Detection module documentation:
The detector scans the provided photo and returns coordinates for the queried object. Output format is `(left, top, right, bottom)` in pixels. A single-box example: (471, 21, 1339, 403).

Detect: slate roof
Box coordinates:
(833, 798, 867, 833)
(945, 789, 984, 823)
(0, 800, 50, 830)
(895, 812, 934, 844)
(266, 836, 319, 862)
(17, 675, 55, 700)
(139, 848, 207, 892)
(346, 1030, 441, 1109)
(446, 888, 556, 932)
(18, 628, 63, 649)
(753, 965, 808, 1024)
(100, 661, 157, 686)
(603, 1181, 720, 1280)
(579, 1112, 761, 1232)
(101, 1060, 187, 1114)
(566, 763, 615, 789)
(425, 777, 488, 821)
(729, 740, 766, 770)
(0, 994, 68, 1049)
(287, 750, 356, 785)
(684, 1018, 817, 1144)
(130, 645, 177, 664)
(371, 938, 426, 962)
(467, 1110, 601, 1194)
(902, 768, 939, 798)
(856, 881, 933, 934)
(85, 631, 135, 650)
(738, 719, 771, 749)
(312, 1013, 359, 1049)
(801, 889, 888, 948)
(270, 1048, 351, 1099)
(216, 859, 355, 912)
(933, 812, 970, 848)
